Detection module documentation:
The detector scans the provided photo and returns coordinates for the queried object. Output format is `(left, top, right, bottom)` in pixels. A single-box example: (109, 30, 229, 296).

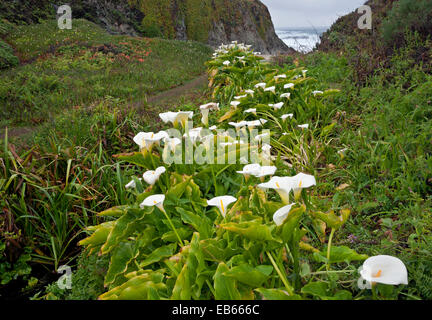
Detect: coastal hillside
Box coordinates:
(0, 0, 290, 54)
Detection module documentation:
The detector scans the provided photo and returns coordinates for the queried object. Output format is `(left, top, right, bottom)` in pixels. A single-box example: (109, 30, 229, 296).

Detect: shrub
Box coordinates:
(382, 0, 432, 48)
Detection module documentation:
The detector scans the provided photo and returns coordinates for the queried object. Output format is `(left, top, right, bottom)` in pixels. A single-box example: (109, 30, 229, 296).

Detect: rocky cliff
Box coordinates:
(0, 0, 290, 54)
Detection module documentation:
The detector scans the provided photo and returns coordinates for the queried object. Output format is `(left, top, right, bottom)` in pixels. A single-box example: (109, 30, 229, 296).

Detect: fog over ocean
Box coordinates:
(276, 27, 329, 53)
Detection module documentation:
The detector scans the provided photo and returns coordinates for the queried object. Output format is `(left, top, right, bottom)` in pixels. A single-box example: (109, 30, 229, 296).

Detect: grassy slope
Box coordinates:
(0, 19, 212, 127)
(300, 49, 432, 299)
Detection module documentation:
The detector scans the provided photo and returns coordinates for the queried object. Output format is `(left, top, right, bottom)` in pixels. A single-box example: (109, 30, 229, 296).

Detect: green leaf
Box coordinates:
(313, 245, 368, 264)
(139, 243, 177, 268)
(220, 221, 277, 242)
(223, 264, 273, 287)
(301, 282, 352, 300)
(255, 288, 302, 300)
(214, 262, 242, 300)
(78, 221, 115, 247)
(105, 242, 138, 286)
(177, 207, 212, 239)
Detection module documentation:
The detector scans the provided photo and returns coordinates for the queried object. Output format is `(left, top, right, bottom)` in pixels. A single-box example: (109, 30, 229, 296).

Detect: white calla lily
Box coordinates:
(258, 176, 293, 204)
(125, 178, 142, 189)
(290, 173, 316, 199)
(223, 60, 231, 66)
(273, 203, 296, 226)
(207, 196, 237, 217)
(234, 94, 247, 100)
(236, 163, 261, 178)
(298, 124, 309, 129)
(264, 86, 276, 93)
(230, 101, 241, 108)
(245, 89, 255, 96)
(313, 90, 323, 96)
(274, 74, 287, 80)
(255, 132, 270, 142)
(244, 108, 257, 115)
(229, 121, 248, 130)
(281, 114, 294, 121)
(280, 93, 291, 99)
(254, 82, 266, 89)
(159, 111, 193, 128)
(284, 83, 295, 89)
(200, 103, 219, 126)
(253, 166, 277, 179)
(360, 255, 408, 286)
(142, 167, 166, 185)
(269, 102, 284, 110)
(140, 194, 166, 212)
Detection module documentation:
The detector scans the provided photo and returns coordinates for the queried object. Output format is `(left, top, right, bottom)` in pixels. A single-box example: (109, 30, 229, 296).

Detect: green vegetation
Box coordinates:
(1, 19, 211, 127)
(382, 0, 432, 47)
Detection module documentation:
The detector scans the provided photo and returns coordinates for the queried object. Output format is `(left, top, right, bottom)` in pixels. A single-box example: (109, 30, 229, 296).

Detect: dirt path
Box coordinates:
(0, 74, 208, 140)
(146, 74, 208, 105)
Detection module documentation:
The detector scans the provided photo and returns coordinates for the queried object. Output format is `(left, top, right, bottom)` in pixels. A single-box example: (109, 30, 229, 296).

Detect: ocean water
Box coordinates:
(276, 27, 329, 53)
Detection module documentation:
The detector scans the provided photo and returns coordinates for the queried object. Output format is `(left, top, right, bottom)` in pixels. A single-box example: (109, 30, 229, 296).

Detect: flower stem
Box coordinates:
(326, 228, 335, 271)
(160, 207, 184, 247)
(266, 251, 294, 296)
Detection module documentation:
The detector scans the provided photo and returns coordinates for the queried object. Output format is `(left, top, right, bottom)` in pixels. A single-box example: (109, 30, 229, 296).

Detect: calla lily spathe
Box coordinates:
(140, 194, 166, 212)
(264, 86, 276, 93)
(360, 255, 408, 286)
(244, 108, 257, 115)
(207, 196, 237, 217)
(230, 101, 241, 108)
(200, 102, 219, 126)
(269, 102, 284, 111)
(254, 166, 277, 179)
(133, 131, 169, 151)
(298, 124, 309, 129)
(281, 114, 294, 121)
(290, 173, 316, 199)
(284, 83, 295, 89)
(236, 163, 261, 178)
(280, 93, 291, 99)
(159, 111, 193, 128)
(273, 203, 296, 226)
(143, 167, 166, 185)
(125, 178, 142, 189)
(258, 176, 293, 204)
(255, 83, 266, 89)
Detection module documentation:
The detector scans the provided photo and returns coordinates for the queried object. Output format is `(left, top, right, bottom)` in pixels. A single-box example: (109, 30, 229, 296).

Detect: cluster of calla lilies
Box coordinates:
(81, 41, 408, 300)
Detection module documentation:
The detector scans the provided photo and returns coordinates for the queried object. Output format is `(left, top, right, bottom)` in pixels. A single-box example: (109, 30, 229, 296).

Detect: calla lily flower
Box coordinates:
(125, 178, 142, 189)
(234, 94, 247, 100)
(200, 103, 219, 126)
(246, 120, 263, 129)
(302, 70, 308, 77)
(255, 132, 270, 142)
(140, 194, 166, 212)
(298, 124, 309, 129)
(236, 163, 261, 178)
(229, 121, 248, 130)
(273, 203, 296, 226)
(280, 93, 291, 99)
(164, 137, 182, 151)
(360, 255, 408, 286)
(255, 83, 266, 89)
(269, 102, 284, 110)
(281, 114, 294, 121)
(260, 119, 268, 125)
(143, 167, 166, 185)
(184, 127, 203, 144)
(264, 86, 276, 93)
(284, 83, 295, 89)
(245, 89, 255, 96)
(258, 176, 293, 204)
(290, 173, 316, 199)
(253, 166, 277, 180)
(207, 196, 237, 218)
(159, 111, 193, 128)
(274, 74, 287, 80)
(313, 91, 323, 96)
(223, 60, 231, 66)
(244, 108, 257, 115)
(209, 125, 218, 131)
(230, 101, 241, 108)
(133, 131, 169, 151)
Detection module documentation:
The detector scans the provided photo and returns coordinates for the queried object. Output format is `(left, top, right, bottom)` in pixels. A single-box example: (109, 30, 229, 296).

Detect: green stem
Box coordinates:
(160, 208, 184, 247)
(206, 279, 216, 298)
(326, 228, 335, 271)
(266, 251, 294, 296)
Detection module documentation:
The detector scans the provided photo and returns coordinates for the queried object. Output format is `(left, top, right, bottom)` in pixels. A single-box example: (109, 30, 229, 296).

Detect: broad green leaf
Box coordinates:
(98, 206, 128, 217)
(313, 245, 368, 264)
(301, 282, 352, 300)
(255, 288, 302, 300)
(223, 264, 273, 287)
(139, 243, 177, 268)
(220, 221, 277, 242)
(105, 242, 138, 286)
(214, 262, 241, 300)
(177, 207, 212, 239)
(310, 209, 350, 230)
(79, 221, 114, 247)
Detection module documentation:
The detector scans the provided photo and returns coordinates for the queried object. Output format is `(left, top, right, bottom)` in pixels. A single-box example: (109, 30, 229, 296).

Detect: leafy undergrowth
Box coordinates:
(0, 19, 212, 127)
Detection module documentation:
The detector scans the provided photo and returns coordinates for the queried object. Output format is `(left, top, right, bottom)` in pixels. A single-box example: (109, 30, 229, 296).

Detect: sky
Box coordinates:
(260, 0, 367, 29)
